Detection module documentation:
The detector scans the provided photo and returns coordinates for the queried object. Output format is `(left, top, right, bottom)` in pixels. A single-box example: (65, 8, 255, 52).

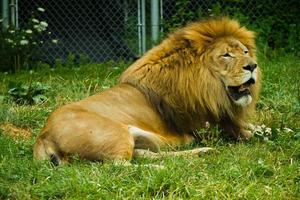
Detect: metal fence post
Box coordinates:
(160, 0, 163, 33)
(138, 0, 146, 56)
(9, 0, 16, 27)
(15, 0, 18, 28)
(2, 0, 9, 30)
(151, 0, 159, 46)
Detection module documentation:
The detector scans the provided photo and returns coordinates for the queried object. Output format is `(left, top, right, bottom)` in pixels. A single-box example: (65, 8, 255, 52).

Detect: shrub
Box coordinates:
(163, 0, 299, 56)
(0, 7, 57, 72)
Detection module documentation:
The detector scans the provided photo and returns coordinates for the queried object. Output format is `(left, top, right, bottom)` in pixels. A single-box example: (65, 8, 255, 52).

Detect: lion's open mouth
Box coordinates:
(228, 78, 255, 101)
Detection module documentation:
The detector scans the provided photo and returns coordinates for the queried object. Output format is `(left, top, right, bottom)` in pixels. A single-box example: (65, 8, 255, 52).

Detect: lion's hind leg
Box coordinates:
(34, 110, 136, 165)
(33, 135, 68, 166)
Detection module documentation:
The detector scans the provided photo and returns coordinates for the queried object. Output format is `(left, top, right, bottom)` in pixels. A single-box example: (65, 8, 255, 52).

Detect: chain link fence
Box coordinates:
(17, 0, 139, 65)
(2, 0, 298, 65)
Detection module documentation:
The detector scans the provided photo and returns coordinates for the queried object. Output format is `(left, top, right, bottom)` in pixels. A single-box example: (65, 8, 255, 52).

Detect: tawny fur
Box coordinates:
(34, 17, 261, 164)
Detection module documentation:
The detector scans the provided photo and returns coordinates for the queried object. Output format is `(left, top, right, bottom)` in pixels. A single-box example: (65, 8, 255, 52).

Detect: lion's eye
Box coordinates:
(222, 53, 232, 58)
(244, 50, 249, 54)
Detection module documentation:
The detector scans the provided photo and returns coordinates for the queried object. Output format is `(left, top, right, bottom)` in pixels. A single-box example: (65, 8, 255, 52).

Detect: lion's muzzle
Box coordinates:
(228, 78, 255, 105)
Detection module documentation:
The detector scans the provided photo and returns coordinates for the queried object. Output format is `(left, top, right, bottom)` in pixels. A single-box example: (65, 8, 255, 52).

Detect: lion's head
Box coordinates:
(204, 37, 258, 107)
(120, 17, 261, 134)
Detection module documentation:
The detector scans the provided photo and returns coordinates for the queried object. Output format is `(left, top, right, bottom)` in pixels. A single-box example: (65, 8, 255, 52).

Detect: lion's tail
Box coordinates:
(33, 135, 64, 166)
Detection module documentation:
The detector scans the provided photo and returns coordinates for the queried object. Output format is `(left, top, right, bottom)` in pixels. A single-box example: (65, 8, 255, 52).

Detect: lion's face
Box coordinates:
(208, 37, 258, 107)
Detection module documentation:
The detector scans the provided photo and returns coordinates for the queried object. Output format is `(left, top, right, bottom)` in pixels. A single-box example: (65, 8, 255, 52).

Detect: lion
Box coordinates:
(34, 17, 261, 165)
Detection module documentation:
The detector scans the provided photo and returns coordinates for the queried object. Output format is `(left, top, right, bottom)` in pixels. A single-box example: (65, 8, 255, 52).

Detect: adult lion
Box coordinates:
(34, 17, 261, 165)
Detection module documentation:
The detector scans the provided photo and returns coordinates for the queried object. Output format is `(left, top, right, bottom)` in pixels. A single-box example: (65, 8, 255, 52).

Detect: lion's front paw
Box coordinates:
(240, 129, 254, 140)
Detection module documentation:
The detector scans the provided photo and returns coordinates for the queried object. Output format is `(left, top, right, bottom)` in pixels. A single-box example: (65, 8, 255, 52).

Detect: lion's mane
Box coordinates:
(120, 17, 261, 134)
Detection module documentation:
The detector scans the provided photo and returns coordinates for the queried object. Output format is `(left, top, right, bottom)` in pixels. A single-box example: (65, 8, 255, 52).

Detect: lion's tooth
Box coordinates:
(239, 84, 249, 92)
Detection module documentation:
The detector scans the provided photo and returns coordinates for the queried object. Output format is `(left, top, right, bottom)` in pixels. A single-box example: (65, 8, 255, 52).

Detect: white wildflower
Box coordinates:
(48, 31, 52, 35)
(37, 7, 45, 12)
(253, 125, 262, 133)
(265, 127, 272, 135)
(9, 30, 15, 33)
(34, 24, 46, 32)
(29, 70, 34, 74)
(20, 40, 29, 45)
(32, 18, 39, 23)
(25, 29, 33, 34)
(40, 41, 44, 44)
(258, 158, 264, 165)
(5, 38, 13, 43)
(283, 128, 293, 133)
(40, 21, 48, 28)
(51, 39, 58, 44)
(33, 25, 40, 32)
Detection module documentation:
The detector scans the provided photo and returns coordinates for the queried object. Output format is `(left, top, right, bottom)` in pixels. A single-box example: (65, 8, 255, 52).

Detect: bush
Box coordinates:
(0, 7, 57, 72)
(163, 0, 299, 57)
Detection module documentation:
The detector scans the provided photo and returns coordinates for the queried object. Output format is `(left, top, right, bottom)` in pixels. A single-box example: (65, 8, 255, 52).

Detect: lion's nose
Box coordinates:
(243, 63, 257, 72)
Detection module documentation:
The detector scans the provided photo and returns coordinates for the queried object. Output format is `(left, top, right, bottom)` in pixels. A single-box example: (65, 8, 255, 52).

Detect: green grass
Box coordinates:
(0, 56, 299, 199)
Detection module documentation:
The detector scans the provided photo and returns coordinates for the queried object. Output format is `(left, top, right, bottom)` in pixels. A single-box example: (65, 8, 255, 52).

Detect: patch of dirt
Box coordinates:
(0, 122, 32, 140)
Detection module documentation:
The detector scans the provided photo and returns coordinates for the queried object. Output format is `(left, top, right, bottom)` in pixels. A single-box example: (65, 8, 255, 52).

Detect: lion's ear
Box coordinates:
(181, 28, 213, 53)
(235, 27, 257, 57)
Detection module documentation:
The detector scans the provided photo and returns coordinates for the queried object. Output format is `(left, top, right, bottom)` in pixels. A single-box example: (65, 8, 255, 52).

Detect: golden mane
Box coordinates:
(120, 17, 260, 134)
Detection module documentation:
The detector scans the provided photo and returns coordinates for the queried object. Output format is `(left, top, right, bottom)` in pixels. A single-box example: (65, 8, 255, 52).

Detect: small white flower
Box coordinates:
(25, 29, 33, 34)
(37, 7, 45, 12)
(40, 21, 48, 28)
(34, 24, 46, 32)
(20, 40, 29, 45)
(29, 70, 34, 74)
(48, 31, 52, 35)
(258, 158, 264, 165)
(51, 39, 58, 44)
(40, 41, 44, 44)
(33, 25, 40, 32)
(9, 30, 15, 33)
(32, 18, 39, 23)
(265, 127, 272, 135)
(283, 128, 293, 133)
(32, 42, 37, 45)
(5, 38, 13, 43)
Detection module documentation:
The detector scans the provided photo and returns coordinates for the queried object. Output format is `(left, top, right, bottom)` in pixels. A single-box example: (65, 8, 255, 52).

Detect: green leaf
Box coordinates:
(32, 94, 47, 104)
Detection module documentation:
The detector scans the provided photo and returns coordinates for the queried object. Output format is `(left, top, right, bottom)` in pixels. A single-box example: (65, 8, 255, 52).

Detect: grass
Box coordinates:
(0, 55, 299, 199)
